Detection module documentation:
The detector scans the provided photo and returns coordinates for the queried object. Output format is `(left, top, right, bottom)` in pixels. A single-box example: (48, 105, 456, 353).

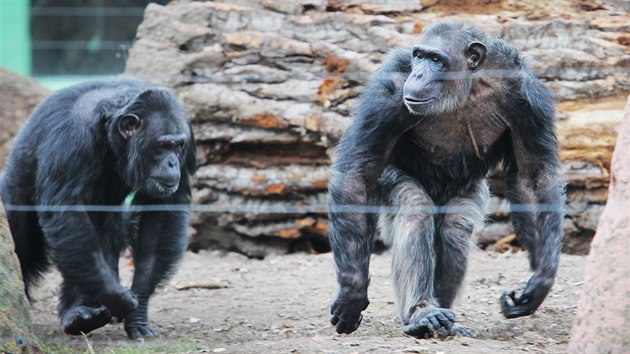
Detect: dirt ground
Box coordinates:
(30, 249, 586, 353)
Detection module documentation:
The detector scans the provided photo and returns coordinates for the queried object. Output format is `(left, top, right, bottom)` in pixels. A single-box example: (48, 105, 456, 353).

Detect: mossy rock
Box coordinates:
(0, 202, 41, 353)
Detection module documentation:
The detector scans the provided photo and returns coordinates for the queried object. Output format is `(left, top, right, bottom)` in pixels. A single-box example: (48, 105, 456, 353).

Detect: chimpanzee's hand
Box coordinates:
(61, 305, 112, 335)
(101, 286, 139, 319)
(500, 273, 553, 319)
(330, 291, 369, 334)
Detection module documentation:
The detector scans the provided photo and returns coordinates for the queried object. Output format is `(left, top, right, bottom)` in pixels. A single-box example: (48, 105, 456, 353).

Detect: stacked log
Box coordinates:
(125, 0, 629, 257)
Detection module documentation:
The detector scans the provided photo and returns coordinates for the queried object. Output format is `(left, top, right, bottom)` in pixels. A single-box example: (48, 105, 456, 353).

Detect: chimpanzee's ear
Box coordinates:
(465, 41, 487, 71)
(135, 88, 166, 103)
(118, 114, 141, 139)
(113, 88, 165, 138)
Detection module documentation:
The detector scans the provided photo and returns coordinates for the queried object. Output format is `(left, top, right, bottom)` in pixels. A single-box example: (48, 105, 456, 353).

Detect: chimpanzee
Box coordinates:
(0, 78, 196, 338)
(328, 20, 564, 338)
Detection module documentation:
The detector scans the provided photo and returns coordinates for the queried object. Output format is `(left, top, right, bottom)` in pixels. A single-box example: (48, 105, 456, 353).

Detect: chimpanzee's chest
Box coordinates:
(405, 111, 508, 164)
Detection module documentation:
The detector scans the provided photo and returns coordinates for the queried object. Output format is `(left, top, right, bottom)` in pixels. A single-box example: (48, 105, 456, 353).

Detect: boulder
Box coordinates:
(0, 202, 40, 352)
(568, 96, 630, 353)
(0, 69, 49, 169)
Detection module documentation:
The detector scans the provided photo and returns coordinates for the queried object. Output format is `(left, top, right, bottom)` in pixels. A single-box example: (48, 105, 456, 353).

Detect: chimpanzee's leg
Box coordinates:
(434, 180, 489, 307)
(378, 167, 455, 339)
(124, 210, 188, 339)
(433, 180, 489, 337)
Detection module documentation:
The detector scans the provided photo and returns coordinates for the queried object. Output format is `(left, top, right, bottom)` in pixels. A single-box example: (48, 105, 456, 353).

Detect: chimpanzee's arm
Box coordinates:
(501, 72, 565, 318)
(329, 49, 414, 334)
(36, 129, 138, 318)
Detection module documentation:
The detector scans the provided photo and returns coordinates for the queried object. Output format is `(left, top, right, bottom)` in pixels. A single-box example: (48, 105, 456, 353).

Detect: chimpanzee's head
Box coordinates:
(106, 87, 196, 198)
(403, 21, 487, 115)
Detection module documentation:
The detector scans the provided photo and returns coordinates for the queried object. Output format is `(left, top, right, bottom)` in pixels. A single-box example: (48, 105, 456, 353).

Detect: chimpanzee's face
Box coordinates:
(115, 90, 191, 198)
(403, 34, 487, 115)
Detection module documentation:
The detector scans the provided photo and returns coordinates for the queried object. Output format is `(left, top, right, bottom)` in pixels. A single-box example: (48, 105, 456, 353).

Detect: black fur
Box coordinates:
(0, 78, 196, 338)
(328, 21, 564, 338)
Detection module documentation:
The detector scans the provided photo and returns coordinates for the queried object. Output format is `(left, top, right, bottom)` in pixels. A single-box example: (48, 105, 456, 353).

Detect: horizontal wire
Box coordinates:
(182, 67, 630, 85)
(20, 67, 630, 82)
(31, 40, 132, 50)
(30, 7, 147, 17)
(2, 203, 566, 214)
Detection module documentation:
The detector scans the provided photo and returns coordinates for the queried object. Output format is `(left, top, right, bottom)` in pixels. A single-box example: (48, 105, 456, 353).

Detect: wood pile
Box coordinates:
(125, 0, 629, 256)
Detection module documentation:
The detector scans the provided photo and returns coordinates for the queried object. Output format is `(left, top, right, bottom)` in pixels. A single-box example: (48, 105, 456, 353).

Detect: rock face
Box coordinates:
(0, 202, 39, 352)
(125, 0, 629, 257)
(568, 96, 630, 353)
(0, 69, 49, 169)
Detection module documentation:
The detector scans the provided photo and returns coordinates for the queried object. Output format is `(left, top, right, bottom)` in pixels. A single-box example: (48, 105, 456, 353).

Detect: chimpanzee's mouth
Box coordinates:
(404, 97, 434, 105)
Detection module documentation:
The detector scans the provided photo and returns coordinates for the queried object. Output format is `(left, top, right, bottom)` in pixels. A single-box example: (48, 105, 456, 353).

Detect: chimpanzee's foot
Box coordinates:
(62, 305, 112, 335)
(403, 307, 456, 339)
(125, 323, 157, 339)
(125, 303, 157, 339)
(436, 325, 474, 339)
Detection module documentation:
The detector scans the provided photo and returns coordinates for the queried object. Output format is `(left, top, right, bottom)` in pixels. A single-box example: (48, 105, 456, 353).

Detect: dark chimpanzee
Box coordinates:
(328, 21, 564, 338)
(0, 78, 196, 338)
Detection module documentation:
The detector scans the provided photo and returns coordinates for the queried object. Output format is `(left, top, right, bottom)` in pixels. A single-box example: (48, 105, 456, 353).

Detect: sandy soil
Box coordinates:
(30, 249, 585, 353)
